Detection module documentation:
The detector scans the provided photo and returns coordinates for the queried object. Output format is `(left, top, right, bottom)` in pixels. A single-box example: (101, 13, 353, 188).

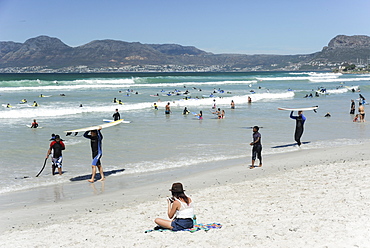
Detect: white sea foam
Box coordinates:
(0, 79, 258, 92)
(0, 92, 294, 118)
(308, 77, 370, 83)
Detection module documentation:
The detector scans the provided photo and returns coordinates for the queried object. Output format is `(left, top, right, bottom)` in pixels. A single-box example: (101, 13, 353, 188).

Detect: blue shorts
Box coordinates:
(171, 218, 193, 231)
(52, 156, 63, 168)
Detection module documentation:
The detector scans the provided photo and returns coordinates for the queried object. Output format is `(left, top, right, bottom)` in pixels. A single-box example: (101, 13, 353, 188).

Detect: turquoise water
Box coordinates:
(0, 71, 369, 202)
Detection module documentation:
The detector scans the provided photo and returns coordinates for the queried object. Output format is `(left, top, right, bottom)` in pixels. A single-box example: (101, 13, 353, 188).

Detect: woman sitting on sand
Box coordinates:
(154, 183, 194, 231)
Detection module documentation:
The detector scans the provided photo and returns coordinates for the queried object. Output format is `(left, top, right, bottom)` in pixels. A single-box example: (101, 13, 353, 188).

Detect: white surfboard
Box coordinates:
(278, 106, 318, 111)
(26, 125, 43, 128)
(103, 119, 131, 123)
(64, 119, 123, 136)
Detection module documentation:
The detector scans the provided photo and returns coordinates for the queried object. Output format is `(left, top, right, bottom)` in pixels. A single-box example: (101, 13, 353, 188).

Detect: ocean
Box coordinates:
(1, 71, 369, 208)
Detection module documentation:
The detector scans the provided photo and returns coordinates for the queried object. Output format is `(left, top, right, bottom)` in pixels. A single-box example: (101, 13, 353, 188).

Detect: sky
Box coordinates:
(0, 0, 369, 55)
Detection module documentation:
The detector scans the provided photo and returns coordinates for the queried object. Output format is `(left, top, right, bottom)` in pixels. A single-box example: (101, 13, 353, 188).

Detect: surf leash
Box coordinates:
(36, 157, 48, 177)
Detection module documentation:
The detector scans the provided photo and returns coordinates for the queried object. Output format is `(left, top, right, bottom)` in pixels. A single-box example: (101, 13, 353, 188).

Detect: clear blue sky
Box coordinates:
(0, 0, 369, 55)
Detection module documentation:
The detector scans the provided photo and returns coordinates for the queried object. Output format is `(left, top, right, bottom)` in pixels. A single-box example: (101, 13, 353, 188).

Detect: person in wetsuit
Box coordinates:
(290, 111, 306, 146)
(249, 126, 262, 168)
(350, 99, 355, 114)
(31, 119, 38, 128)
(84, 127, 105, 182)
(113, 109, 121, 121)
(46, 135, 65, 175)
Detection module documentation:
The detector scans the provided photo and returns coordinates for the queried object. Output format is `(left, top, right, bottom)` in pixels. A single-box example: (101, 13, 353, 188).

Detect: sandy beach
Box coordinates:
(1, 143, 370, 248)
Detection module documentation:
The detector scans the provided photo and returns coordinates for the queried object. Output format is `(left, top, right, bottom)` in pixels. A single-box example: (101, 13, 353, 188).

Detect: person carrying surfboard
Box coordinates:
(290, 111, 306, 146)
(249, 126, 262, 168)
(83, 127, 105, 182)
(46, 134, 65, 175)
(113, 109, 120, 121)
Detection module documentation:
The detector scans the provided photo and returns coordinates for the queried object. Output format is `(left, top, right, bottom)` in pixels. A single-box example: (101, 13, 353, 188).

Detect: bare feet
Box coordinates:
(258, 164, 262, 167)
(249, 165, 255, 169)
(98, 178, 105, 181)
(88, 179, 94, 183)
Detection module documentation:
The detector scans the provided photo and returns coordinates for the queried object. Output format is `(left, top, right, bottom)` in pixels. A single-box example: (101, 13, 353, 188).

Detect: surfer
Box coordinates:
(154, 103, 158, 110)
(84, 127, 105, 182)
(358, 103, 365, 122)
(249, 126, 262, 168)
(31, 119, 39, 128)
(248, 96, 252, 103)
(118, 100, 123, 105)
(165, 102, 171, 115)
(231, 100, 235, 109)
(6, 103, 11, 108)
(290, 111, 306, 146)
(195, 111, 203, 120)
(113, 98, 117, 103)
(32, 101, 39, 107)
(46, 135, 65, 175)
(20, 99, 27, 103)
(113, 109, 120, 121)
(350, 100, 355, 114)
(183, 107, 190, 115)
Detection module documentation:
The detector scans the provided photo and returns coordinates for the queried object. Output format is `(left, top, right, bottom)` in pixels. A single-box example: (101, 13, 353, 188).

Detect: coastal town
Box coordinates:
(0, 60, 355, 73)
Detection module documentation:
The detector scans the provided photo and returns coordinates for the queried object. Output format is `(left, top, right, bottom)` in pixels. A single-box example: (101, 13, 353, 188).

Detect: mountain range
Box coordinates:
(1, 35, 370, 71)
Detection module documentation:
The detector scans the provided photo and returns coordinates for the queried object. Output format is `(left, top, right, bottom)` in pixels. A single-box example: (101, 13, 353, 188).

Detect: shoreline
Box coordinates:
(2, 143, 370, 237)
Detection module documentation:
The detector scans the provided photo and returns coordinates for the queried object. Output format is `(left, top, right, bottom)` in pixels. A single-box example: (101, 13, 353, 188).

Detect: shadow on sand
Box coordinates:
(271, 141, 310, 148)
(69, 169, 125, 182)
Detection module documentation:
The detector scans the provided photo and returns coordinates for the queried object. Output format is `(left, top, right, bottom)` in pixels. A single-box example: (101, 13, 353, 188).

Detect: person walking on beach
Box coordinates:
(290, 111, 306, 146)
(31, 119, 38, 128)
(46, 134, 65, 175)
(358, 103, 365, 122)
(84, 127, 105, 182)
(249, 126, 262, 168)
(112, 109, 120, 121)
(350, 99, 356, 114)
(154, 183, 194, 231)
(165, 102, 171, 115)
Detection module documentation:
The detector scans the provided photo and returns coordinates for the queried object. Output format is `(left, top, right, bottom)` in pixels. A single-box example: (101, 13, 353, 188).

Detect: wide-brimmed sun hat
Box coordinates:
(169, 183, 185, 193)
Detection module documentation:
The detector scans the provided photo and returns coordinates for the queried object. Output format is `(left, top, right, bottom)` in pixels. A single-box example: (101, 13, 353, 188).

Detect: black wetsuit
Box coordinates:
(350, 101, 355, 114)
(84, 130, 103, 166)
(113, 112, 120, 121)
(290, 111, 306, 146)
(252, 131, 262, 162)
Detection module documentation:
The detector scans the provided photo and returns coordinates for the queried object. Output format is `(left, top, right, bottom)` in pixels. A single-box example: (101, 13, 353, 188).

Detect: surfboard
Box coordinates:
(26, 125, 43, 128)
(64, 119, 123, 136)
(103, 119, 131, 123)
(278, 106, 318, 111)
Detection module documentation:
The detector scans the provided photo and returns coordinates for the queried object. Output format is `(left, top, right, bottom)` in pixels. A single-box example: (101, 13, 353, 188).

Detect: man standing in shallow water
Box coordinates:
(84, 127, 105, 182)
(249, 126, 262, 169)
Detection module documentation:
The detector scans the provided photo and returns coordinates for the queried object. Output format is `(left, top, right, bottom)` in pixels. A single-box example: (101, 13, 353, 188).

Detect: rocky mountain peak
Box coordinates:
(328, 35, 370, 49)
